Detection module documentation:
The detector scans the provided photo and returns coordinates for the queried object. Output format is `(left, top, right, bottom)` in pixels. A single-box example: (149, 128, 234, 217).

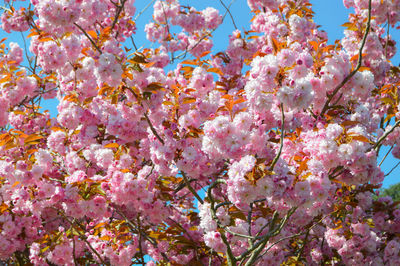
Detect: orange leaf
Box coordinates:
(350, 53, 367, 61)
(50, 126, 63, 131)
(162, 101, 174, 106)
(358, 66, 370, 72)
(181, 66, 194, 73)
(247, 35, 259, 40)
(129, 54, 147, 64)
(104, 143, 119, 148)
(221, 95, 233, 100)
(225, 100, 233, 111)
(99, 235, 111, 241)
(0, 203, 8, 213)
(94, 222, 106, 229)
(252, 51, 267, 59)
(27, 30, 39, 38)
(15, 70, 25, 76)
(86, 30, 98, 39)
(234, 98, 246, 105)
(38, 37, 54, 42)
(145, 83, 164, 91)
(350, 135, 372, 143)
(123, 71, 133, 80)
(182, 97, 196, 104)
(0, 74, 11, 83)
(181, 59, 198, 65)
(198, 50, 211, 58)
(24, 134, 44, 145)
(341, 120, 359, 127)
(144, 61, 156, 68)
(81, 47, 91, 56)
(271, 37, 280, 53)
(207, 67, 223, 75)
(309, 41, 319, 51)
(13, 110, 25, 115)
(12, 181, 20, 188)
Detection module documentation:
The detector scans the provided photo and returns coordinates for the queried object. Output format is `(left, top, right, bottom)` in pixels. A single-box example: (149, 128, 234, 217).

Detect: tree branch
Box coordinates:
(74, 22, 102, 54)
(219, 0, 238, 30)
(207, 179, 236, 265)
(111, 0, 128, 33)
(144, 111, 165, 145)
(241, 208, 296, 265)
(181, 171, 204, 204)
(173, 0, 236, 61)
(385, 161, 400, 177)
(269, 103, 285, 171)
(371, 120, 400, 151)
(319, 0, 372, 117)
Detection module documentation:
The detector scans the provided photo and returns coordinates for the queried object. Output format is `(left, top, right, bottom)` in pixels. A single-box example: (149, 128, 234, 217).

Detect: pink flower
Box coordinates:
(66, 170, 87, 184)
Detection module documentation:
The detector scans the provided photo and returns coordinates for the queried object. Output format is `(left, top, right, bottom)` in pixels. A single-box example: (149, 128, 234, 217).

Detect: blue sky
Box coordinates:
(1, 0, 400, 187)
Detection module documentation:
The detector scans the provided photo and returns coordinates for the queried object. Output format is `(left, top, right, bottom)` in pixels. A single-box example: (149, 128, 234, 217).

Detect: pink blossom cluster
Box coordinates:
(145, 0, 222, 57)
(0, 7, 29, 33)
(0, 0, 400, 265)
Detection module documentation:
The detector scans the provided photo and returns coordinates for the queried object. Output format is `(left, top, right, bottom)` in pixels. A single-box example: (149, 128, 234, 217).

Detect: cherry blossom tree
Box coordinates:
(1, 0, 400, 265)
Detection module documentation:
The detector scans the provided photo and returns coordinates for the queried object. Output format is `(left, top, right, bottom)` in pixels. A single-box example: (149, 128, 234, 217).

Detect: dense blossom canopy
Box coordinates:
(1, 0, 400, 265)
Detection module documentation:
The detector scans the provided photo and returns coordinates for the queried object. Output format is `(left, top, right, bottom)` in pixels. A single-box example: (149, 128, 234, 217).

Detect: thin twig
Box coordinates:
(219, 0, 238, 30)
(207, 179, 236, 265)
(130, 36, 138, 51)
(181, 171, 203, 204)
(319, 0, 372, 117)
(269, 103, 285, 171)
(61, 215, 107, 265)
(136, 215, 146, 266)
(72, 237, 78, 266)
(134, 0, 156, 22)
(115, 208, 170, 262)
(173, 0, 236, 60)
(144, 112, 165, 145)
(73, 22, 102, 54)
(19, 32, 33, 72)
(125, 86, 165, 145)
(385, 161, 400, 177)
(248, 203, 254, 248)
(295, 229, 310, 261)
(111, 0, 127, 32)
(372, 120, 400, 151)
(243, 208, 297, 266)
(385, 12, 390, 59)
(379, 145, 394, 166)
(254, 211, 334, 264)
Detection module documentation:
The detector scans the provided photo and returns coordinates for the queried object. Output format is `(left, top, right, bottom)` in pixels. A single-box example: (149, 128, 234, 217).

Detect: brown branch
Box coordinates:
(173, 0, 236, 61)
(60, 214, 107, 265)
(111, 0, 128, 38)
(125, 86, 165, 145)
(115, 208, 170, 262)
(385, 161, 400, 177)
(269, 103, 284, 171)
(181, 171, 204, 204)
(134, 0, 156, 22)
(73, 22, 102, 54)
(72, 237, 78, 266)
(385, 12, 390, 59)
(319, 0, 372, 117)
(219, 0, 238, 30)
(144, 112, 165, 145)
(379, 144, 394, 166)
(372, 120, 400, 151)
(207, 179, 236, 265)
(136, 215, 146, 266)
